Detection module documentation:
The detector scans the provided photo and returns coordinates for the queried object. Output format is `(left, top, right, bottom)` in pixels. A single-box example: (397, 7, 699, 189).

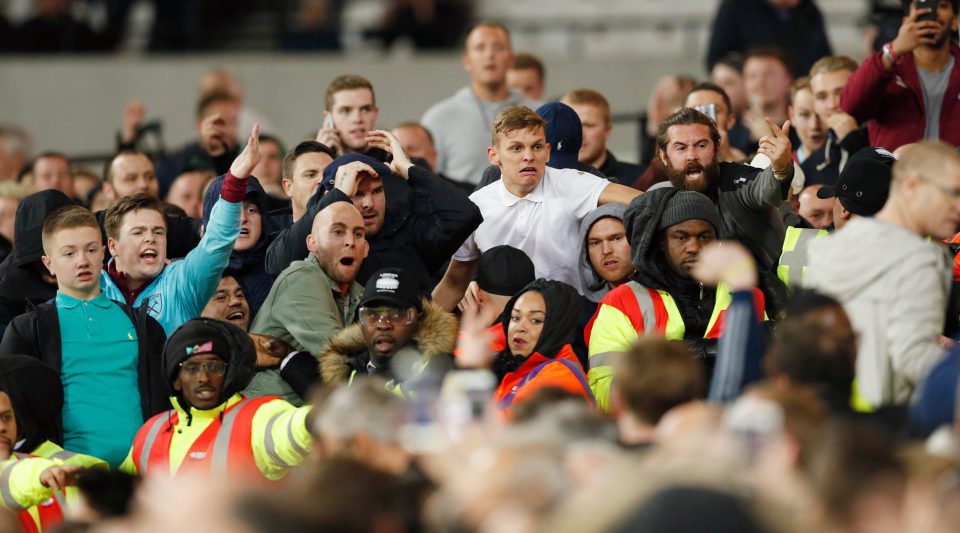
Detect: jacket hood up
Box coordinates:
(623, 188, 719, 294)
(498, 279, 581, 359)
(163, 318, 256, 408)
(13, 190, 74, 267)
(202, 174, 278, 271)
(0, 355, 63, 453)
(319, 299, 458, 384)
(578, 203, 628, 303)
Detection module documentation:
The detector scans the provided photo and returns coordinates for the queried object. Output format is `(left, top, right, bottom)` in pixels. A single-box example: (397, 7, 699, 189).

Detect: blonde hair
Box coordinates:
(561, 88, 611, 124)
(809, 55, 858, 78)
(491, 105, 544, 146)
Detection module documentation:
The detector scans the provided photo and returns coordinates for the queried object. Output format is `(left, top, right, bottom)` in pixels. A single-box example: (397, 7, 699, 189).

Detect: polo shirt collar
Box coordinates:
(498, 170, 546, 207)
(56, 291, 112, 310)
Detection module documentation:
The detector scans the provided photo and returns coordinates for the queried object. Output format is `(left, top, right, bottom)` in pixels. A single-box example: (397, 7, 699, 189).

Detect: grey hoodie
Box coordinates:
(578, 204, 629, 303)
(806, 217, 951, 406)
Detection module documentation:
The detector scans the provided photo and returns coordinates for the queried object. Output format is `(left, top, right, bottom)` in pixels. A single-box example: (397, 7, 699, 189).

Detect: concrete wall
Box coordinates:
(0, 53, 697, 163)
(0, 14, 866, 166)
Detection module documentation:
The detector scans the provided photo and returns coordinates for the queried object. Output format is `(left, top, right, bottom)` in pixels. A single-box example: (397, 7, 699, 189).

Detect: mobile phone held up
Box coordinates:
(916, 0, 936, 22)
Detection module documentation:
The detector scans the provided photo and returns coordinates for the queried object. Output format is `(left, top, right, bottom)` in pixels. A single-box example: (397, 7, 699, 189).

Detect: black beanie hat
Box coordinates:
(657, 190, 721, 233)
(163, 318, 256, 406)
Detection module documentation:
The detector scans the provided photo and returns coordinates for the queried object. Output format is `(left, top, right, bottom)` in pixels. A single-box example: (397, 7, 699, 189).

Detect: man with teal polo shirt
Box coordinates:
(0, 206, 167, 466)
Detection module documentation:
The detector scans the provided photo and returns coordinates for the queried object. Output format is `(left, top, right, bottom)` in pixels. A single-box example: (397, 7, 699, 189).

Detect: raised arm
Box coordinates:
(169, 125, 259, 319)
(433, 259, 479, 312)
(367, 129, 483, 272)
(739, 118, 792, 209)
(692, 242, 765, 403)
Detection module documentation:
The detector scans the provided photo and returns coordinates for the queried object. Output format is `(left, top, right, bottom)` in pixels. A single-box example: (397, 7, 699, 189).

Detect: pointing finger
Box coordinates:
(780, 119, 791, 138)
(764, 117, 785, 139)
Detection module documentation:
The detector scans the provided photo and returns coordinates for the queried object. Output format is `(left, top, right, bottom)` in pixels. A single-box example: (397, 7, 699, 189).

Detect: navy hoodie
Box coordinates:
(202, 175, 279, 320)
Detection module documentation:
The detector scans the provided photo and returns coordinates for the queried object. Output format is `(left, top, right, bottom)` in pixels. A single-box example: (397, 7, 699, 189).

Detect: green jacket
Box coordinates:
(244, 254, 363, 405)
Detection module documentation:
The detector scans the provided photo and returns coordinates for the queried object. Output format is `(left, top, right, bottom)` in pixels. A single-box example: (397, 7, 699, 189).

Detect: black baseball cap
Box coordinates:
(817, 147, 894, 216)
(359, 268, 425, 311)
(475, 245, 536, 297)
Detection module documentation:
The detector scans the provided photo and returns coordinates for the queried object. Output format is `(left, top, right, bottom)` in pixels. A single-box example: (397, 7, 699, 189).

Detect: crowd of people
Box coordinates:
(0, 1, 960, 531)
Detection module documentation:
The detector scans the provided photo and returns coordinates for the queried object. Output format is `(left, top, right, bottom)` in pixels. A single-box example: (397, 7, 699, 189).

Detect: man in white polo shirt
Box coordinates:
(432, 105, 641, 310)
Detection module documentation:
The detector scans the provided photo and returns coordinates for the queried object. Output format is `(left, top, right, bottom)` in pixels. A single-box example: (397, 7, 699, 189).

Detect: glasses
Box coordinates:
(358, 307, 416, 326)
(919, 175, 960, 200)
(179, 361, 228, 375)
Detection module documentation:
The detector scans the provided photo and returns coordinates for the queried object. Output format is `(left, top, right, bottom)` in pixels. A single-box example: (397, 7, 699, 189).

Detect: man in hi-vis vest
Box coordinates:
(121, 318, 312, 482)
(586, 189, 767, 411)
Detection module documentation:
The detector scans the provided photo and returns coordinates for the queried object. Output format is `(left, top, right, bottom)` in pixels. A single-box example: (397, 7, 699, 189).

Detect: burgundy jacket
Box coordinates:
(841, 43, 960, 151)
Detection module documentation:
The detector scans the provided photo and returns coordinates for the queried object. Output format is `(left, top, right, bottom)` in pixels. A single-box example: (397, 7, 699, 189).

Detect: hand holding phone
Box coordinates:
(916, 0, 936, 22)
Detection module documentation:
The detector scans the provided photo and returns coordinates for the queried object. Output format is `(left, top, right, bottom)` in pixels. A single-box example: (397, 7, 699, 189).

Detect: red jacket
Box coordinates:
(841, 43, 960, 151)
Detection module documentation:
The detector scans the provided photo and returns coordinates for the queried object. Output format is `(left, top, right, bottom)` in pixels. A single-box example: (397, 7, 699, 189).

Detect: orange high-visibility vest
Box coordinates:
(129, 396, 278, 480)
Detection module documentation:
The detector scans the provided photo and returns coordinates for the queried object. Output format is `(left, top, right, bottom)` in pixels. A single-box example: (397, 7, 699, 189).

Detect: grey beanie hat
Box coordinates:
(657, 191, 721, 233)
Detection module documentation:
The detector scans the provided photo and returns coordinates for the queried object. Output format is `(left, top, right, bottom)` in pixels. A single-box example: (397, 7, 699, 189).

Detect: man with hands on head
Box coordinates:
(842, 0, 960, 149)
(265, 129, 482, 286)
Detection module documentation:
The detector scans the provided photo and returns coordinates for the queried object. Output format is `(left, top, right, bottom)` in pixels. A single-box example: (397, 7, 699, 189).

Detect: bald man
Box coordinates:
(798, 184, 834, 229)
(251, 201, 369, 355)
(808, 141, 960, 407)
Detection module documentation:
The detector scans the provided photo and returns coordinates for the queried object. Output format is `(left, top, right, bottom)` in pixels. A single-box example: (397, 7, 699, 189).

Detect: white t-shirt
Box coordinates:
(453, 166, 609, 292)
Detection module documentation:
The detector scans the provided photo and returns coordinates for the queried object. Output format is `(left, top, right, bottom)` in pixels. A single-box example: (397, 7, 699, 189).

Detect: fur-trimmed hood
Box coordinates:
(319, 299, 458, 384)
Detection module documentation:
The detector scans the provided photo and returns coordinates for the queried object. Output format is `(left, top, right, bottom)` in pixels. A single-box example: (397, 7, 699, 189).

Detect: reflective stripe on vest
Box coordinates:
(590, 283, 674, 368)
(778, 226, 828, 291)
(0, 455, 27, 512)
(135, 397, 277, 478)
(136, 410, 175, 476)
(2, 453, 67, 532)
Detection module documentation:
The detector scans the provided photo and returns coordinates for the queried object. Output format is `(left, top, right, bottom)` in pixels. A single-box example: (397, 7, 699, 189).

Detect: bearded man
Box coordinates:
(656, 107, 793, 268)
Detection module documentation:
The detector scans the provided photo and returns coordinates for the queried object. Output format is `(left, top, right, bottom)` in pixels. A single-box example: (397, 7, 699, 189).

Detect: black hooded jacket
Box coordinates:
(163, 318, 257, 417)
(0, 190, 74, 330)
(492, 279, 583, 381)
(0, 300, 169, 443)
(264, 166, 483, 287)
(0, 355, 63, 454)
(202, 175, 279, 319)
(623, 189, 719, 360)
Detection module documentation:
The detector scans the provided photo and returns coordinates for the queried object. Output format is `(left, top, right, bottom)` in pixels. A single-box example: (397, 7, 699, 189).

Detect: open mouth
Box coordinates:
(226, 311, 245, 322)
(519, 166, 537, 177)
(77, 270, 93, 281)
(194, 387, 216, 401)
(373, 336, 395, 352)
(602, 259, 619, 269)
(238, 228, 250, 237)
(140, 249, 159, 263)
(511, 337, 527, 347)
(339, 257, 356, 267)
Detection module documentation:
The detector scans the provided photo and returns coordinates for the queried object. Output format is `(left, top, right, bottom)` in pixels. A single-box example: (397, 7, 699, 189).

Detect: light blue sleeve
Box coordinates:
(165, 197, 241, 322)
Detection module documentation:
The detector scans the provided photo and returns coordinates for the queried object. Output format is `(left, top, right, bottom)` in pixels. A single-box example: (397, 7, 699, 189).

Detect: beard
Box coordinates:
(665, 157, 720, 196)
(925, 20, 952, 48)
